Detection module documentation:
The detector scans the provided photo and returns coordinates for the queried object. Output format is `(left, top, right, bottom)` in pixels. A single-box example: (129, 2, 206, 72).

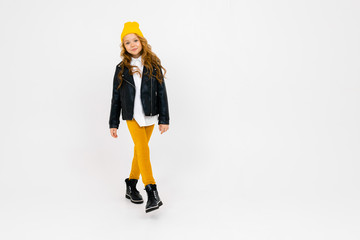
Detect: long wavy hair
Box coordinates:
(116, 34, 167, 90)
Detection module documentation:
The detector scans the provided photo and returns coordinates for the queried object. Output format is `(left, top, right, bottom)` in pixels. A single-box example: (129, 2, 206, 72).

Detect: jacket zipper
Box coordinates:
(124, 75, 153, 116)
(124, 78, 135, 88)
(150, 77, 153, 115)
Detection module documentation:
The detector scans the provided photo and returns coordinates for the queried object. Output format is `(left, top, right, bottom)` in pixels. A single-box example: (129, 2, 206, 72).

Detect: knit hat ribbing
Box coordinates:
(121, 21, 144, 42)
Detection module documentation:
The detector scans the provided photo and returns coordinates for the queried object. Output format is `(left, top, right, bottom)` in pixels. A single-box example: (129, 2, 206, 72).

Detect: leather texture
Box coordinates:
(125, 178, 144, 204)
(144, 184, 163, 213)
(109, 62, 170, 129)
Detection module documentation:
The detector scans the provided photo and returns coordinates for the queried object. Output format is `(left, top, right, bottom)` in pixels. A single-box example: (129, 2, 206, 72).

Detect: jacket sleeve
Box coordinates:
(157, 68, 170, 125)
(109, 65, 122, 129)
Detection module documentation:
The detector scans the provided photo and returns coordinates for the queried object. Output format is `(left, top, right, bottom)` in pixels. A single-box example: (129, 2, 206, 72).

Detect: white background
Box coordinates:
(0, 0, 359, 239)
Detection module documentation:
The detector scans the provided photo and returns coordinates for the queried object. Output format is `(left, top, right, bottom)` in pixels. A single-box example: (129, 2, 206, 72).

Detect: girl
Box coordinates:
(109, 21, 170, 213)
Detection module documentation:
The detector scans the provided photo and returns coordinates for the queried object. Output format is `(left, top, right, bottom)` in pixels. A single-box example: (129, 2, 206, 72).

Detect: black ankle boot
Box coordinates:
(125, 178, 143, 204)
(144, 184, 163, 213)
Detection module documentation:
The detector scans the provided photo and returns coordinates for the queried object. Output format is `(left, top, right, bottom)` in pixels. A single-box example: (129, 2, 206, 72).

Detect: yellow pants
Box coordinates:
(126, 118, 156, 186)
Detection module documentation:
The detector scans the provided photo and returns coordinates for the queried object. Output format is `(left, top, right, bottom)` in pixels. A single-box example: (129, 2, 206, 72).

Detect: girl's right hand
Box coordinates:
(110, 128, 118, 138)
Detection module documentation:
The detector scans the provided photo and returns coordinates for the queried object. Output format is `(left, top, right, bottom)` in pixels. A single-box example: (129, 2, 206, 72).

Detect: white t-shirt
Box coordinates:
(131, 55, 158, 127)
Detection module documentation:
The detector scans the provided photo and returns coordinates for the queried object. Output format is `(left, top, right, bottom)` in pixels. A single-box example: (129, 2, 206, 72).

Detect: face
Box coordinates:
(123, 33, 142, 58)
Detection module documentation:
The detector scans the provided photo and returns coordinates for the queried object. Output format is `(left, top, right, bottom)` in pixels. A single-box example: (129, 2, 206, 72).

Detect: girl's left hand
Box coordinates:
(159, 124, 169, 134)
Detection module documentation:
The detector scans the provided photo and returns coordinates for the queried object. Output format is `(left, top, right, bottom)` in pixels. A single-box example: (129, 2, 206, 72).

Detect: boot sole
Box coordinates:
(126, 194, 144, 204)
(145, 201, 163, 213)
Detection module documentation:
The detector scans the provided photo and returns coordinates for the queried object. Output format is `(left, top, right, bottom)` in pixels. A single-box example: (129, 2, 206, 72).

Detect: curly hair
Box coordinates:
(116, 34, 167, 90)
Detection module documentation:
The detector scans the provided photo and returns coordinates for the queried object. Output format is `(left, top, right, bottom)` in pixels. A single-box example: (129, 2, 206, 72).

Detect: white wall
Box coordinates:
(0, 0, 359, 239)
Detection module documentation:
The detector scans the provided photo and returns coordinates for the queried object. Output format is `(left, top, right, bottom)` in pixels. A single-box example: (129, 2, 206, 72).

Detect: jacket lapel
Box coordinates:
(124, 65, 149, 87)
(123, 67, 135, 86)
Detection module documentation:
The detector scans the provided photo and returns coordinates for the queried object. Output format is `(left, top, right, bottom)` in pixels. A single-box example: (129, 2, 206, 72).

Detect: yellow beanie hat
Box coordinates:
(121, 21, 144, 42)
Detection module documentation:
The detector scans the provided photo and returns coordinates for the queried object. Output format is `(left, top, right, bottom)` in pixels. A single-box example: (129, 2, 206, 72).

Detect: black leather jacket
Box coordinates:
(109, 62, 170, 129)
